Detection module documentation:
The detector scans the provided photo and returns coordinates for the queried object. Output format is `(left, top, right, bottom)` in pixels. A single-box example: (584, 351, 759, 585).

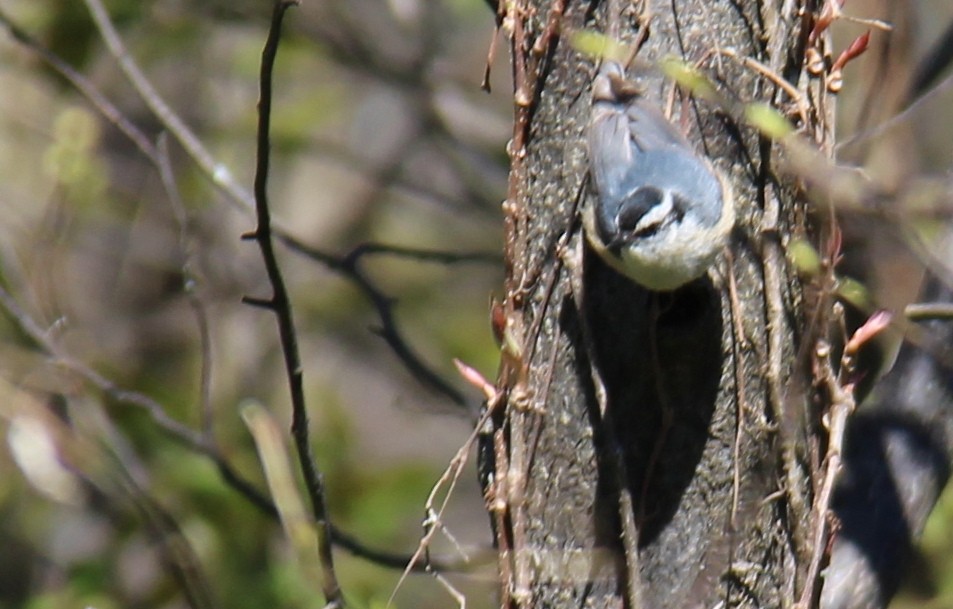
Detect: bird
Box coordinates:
(584, 61, 734, 291)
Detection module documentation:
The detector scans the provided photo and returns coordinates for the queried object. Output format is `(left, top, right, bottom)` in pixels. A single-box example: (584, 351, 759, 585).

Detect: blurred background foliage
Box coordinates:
(0, 0, 507, 607)
(0, 0, 951, 608)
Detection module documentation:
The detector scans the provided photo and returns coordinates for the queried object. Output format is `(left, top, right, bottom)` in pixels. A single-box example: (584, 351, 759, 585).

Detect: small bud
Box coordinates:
(826, 69, 843, 93)
(806, 47, 826, 76)
(832, 31, 871, 73)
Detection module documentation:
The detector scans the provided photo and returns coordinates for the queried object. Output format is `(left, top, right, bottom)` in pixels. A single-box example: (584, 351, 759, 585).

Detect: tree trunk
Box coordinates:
(484, 1, 833, 607)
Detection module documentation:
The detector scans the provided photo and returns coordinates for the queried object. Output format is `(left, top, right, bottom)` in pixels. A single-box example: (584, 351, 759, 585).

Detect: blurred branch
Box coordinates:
(285, 238, 469, 406)
(10, 391, 218, 609)
(0, 6, 156, 158)
(0, 283, 276, 514)
(776, 133, 953, 292)
(909, 18, 953, 101)
(837, 68, 953, 154)
(905, 302, 953, 321)
(389, 378, 503, 607)
(0, 280, 459, 572)
(0, 283, 207, 449)
(112, 456, 219, 609)
(824, 275, 953, 609)
(80, 0, 256, 213)
(302, 135, 502, 215)
(241, 3, 343, 607)
(300, 2, 506, 215)
(155, 134, 215, 438)
(344, 242, 501, 266)
(0, 1, 473, 407)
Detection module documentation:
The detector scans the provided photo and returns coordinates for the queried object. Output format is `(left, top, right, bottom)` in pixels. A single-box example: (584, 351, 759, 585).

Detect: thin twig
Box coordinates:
(284, 237, 469, 405)
(796, 339, 855, 609)
(1, 0, 480, 572)
(837, 69, 953, 153)
(0, 282, 278, 510)
(14, 395, 218, 609)
(725, 248, 749, 527)
(0, 283, 207, 449)
(909, 19, 953, 100)
(243, 2, 343, 606)
(343, 243, 501, 266)
(107, 451, 219, 609)
(81, 0, 255, 212)
(155, 134, 215, 439)
(715, 47, 810, 126)
(0, 13, 468, 563)
(388, 391, 503, 608)
(760, 181, 811, 564)
(0, 234, 460, 575)
(906, 302, 953, 321)
(0, 7, 157, 160)
(0, 268, 477, 576)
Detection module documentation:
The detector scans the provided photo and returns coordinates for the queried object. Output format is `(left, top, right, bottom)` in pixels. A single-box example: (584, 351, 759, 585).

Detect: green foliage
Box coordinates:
(893, 484, 953, 607)
(744, 102, 795, 139)
(787, 238, 822, 278)
(836, 276, 871, 311)
(570, 29, 630, 64)
(658, 56, 719, 101)
(42, 106, 108, 204)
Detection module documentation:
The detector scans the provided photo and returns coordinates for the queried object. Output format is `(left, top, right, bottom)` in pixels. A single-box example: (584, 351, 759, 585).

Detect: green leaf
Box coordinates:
(787, 239, 821, 277)
(837, 277, 871, 310)
(570, 29, 630, 63)
(744, 102, 795, 139)
(659, 56, 718, 100)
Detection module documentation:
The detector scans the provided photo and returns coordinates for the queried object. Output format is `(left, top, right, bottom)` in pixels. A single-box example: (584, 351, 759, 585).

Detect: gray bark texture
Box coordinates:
(481, 0, 831, 608)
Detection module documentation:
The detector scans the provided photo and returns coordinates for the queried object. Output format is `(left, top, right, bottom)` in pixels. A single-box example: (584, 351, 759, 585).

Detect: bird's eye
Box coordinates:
(617, 186, 663, 231)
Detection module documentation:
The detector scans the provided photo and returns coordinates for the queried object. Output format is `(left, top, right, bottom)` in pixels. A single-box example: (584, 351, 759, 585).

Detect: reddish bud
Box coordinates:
(490, 298, 506, 347)
(454, 358, 498, 401)
(844, 310, 892, 357)
(832, 31, 870, 71)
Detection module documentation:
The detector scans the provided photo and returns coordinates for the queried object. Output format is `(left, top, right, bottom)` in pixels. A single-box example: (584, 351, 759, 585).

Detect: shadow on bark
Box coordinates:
(577, 254, 722, 545)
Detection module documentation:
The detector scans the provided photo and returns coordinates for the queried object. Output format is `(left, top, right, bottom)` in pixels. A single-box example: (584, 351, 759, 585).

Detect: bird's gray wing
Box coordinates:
(625, 100, 694, 153)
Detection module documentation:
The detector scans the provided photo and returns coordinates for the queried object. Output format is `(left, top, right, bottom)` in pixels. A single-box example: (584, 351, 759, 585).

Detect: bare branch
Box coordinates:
(109, 453, 219, 609)
(244, 2, 343, 606)
(0, 277, 458, 575)
(343, 243, 501, 266)
(155, 134, 215, 439)
(284, 236, 470, 406)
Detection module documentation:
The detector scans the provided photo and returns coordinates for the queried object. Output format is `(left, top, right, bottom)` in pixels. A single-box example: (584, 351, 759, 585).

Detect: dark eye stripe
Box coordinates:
(616, 186, 664, 231)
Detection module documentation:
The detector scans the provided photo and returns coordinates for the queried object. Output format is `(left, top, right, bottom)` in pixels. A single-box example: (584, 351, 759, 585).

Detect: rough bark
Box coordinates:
(483, 1, 832, 608)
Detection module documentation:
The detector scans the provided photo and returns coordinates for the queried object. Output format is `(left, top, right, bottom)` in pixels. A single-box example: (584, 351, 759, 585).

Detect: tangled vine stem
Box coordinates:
(241, 1, 343, 606)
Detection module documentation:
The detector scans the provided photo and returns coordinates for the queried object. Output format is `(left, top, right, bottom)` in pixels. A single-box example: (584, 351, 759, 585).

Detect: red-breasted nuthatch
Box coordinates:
(584, 61, 734, 290)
